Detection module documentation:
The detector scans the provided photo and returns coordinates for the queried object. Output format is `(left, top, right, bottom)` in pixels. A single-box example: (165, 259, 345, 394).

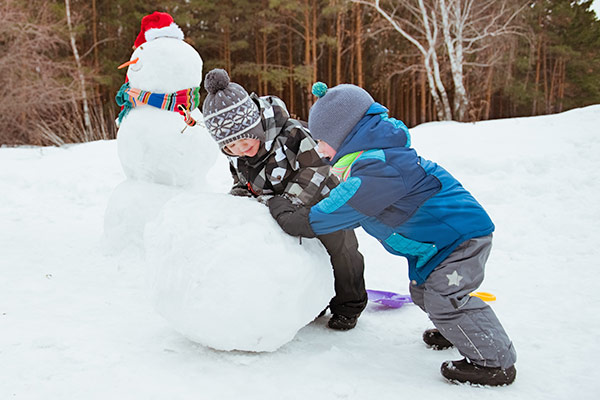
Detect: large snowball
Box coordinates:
(145, 193, 335, 352)
(117, 38, 217, 187)
(104, 180, 182, 252)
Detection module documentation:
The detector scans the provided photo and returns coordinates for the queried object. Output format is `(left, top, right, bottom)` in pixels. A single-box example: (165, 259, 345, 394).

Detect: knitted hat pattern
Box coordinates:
(202, 69, 263, 150)
(134, 12, 184, 49)
(308, 82, 374, 151)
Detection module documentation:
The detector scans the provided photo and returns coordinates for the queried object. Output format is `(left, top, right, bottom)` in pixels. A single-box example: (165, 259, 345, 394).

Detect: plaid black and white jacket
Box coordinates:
(228, 94, 339, 206)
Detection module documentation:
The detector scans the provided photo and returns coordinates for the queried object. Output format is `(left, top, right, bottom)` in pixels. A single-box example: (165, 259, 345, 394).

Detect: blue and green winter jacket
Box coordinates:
(309, 103, 495, 285)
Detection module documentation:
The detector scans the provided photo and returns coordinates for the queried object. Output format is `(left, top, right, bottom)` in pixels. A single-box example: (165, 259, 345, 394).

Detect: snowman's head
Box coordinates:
(120, 38, 203, 94)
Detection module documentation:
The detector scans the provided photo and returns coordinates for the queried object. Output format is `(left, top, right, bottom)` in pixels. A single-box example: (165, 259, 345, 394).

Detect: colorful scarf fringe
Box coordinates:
(115, 82, 202, 124)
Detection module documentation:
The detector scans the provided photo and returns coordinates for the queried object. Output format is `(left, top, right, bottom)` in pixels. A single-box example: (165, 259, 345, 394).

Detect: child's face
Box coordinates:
(223, 138, 261, 157)
(317, 140, 337, 161)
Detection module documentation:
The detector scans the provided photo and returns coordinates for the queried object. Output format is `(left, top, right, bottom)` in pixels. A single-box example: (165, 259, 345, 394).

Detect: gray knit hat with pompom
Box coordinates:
(308, 82, 374, 151)
(202, 68, 263, 149)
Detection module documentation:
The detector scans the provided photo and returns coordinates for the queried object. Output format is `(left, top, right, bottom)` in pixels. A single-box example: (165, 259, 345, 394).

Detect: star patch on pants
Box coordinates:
(446, 270, 463, 286)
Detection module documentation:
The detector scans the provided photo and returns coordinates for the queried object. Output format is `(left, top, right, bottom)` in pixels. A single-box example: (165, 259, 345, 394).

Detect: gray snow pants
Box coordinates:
(318, 229, 368, 318)
(410, 235, 517, 369)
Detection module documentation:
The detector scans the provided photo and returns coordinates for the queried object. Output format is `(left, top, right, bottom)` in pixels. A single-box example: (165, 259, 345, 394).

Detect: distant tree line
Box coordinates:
(1, 0, 599, 146)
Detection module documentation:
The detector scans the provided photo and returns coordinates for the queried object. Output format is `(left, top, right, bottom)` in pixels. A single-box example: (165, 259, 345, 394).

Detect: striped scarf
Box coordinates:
(331, 151, 364, 182)
(115, 82, 201, 124)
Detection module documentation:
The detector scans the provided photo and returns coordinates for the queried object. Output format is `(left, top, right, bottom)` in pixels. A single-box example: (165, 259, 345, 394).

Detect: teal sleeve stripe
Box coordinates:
(360, 149, 386, 162)
(379, 113, 411, 147)
(384, 232, 438, 270)
(314, 177, 362, 214)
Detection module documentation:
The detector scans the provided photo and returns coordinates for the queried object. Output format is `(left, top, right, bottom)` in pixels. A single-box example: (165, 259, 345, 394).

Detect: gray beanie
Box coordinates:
(202, 69, 264, 149)
(307, 82, 374, 151)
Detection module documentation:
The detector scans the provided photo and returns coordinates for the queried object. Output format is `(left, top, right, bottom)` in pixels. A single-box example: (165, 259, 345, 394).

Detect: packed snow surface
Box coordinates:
(2, 106, 600, 399)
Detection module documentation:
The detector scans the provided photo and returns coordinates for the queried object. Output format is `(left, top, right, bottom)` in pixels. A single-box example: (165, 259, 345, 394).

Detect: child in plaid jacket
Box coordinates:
(202, 69, 368, 330)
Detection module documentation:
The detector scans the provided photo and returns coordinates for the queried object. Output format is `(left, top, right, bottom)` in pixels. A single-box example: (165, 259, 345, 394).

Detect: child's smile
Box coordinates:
(224, 138, 261, 157)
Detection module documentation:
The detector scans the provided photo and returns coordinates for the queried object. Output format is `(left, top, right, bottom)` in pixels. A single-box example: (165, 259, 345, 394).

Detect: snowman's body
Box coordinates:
(117, 38, 217, 187)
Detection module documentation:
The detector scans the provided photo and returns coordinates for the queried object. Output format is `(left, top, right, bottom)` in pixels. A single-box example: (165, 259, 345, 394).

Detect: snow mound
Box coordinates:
(145, 193, 335, 352)
(104, 180, 183, 252)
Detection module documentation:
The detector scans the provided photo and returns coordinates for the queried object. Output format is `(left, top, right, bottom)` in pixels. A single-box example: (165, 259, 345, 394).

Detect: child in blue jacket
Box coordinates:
(268, 82, 517, 386)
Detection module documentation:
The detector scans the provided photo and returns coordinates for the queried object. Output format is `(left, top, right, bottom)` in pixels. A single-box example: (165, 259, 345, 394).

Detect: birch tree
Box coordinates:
(438, 0, 525, 120)
(353, 0, 452, 120)
(354, 0, 525, 121)
(65, 0, 92, 138)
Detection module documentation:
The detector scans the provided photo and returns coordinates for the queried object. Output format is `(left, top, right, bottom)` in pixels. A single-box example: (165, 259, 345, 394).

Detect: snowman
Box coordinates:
(104, 12, 219, 251)
(115, 11, 217, 188)
(104, 12, 223, 252)
(106, 12, 334, 353)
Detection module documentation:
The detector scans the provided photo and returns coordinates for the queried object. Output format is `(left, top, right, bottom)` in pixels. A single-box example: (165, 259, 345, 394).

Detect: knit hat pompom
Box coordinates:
(312, 82, 328, 98)
(202, 68, 263, 149)
(204, 68, 230, 95)
(308, 84, 374, 152)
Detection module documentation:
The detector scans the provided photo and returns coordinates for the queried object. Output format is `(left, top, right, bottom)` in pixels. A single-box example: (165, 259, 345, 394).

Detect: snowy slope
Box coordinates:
(1, 106, 599, 399)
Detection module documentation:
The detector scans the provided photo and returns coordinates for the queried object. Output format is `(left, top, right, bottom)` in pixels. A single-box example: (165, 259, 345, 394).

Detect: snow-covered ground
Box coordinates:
(2, 106, 599, 399)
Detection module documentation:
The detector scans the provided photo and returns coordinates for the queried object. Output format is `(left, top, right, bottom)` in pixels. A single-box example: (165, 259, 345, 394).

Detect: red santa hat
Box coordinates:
(133, 11, 184, 49)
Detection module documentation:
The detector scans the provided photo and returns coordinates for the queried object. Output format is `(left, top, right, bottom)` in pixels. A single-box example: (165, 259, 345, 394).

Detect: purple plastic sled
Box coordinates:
(366, 289, 413, 308)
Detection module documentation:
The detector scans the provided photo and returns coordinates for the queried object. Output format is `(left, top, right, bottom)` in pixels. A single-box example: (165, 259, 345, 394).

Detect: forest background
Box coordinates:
(1, 0, 599, 146)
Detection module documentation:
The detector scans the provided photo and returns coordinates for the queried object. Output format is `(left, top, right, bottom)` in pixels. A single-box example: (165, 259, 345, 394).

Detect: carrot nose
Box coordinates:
(118, 57, 139, 69)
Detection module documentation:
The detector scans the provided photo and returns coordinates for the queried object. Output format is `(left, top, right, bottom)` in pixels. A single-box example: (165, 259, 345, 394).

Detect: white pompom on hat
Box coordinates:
(134, 11, 184, 48)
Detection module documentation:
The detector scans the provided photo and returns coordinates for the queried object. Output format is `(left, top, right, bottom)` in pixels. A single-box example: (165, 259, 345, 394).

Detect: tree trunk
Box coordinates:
(262, 23, 268, 94)
(327, 22, 333, 85)
(549, 57, 559, 113)
(312, 0, 318, 84)
(304, 0, 313, 107)
(224, 23, 231, 72)
(277, 25, 283, 99)
(354, 2, 364, 87)
(532, 37, 542, 115)
(558, 59, 566, 113)
(411, 68, 417, 126)
(288, 27, 295, 113)
(484, 66, 494, 120)
(542, 42, 548, 113)
(64, 0, 91, 138)
(420, 68, 426, 124)
(92, 0, 99, 71)
(336, 9, 344, 85)
(439, 0, 468, 121)
(255, 29, 262, 95)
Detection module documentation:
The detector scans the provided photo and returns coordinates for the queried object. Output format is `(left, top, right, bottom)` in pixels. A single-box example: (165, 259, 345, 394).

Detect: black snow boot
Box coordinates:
(328, 314, 359, 330)
(423, 328, 453, 350)
(441, 358, 517, 386)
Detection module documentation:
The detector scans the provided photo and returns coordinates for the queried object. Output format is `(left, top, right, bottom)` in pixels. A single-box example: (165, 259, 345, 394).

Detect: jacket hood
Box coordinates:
(331, 103, 411, 164)
(233, 94, 291, 166)
(252, 94, 290, 145)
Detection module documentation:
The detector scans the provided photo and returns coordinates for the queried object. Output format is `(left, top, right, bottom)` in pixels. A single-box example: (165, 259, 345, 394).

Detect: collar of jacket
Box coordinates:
(330, 102, 389, 164)
(228, 94, 292, 166)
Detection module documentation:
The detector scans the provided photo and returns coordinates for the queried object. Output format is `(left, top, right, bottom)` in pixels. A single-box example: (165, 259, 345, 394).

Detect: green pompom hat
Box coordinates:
(308, 83, 374, 151)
